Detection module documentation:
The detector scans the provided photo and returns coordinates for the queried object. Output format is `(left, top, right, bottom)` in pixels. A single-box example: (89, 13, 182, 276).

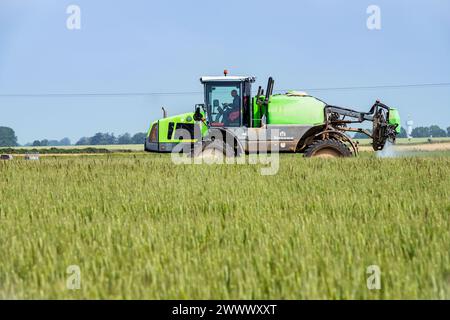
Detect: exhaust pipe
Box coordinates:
(264, 77, 274, 105)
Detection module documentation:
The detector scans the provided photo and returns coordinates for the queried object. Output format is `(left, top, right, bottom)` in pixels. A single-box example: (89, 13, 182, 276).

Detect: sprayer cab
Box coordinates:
(199, 75, 256, 128)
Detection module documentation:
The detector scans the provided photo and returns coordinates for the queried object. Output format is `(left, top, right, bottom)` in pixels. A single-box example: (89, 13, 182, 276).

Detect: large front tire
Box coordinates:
(192, 140, 236, 163)
(304, 139, 353, 158)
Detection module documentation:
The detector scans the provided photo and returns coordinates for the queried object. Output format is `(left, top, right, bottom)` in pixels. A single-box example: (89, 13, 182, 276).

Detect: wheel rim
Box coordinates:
(200, 147, 224, 163)
(313, 148, 341, 158)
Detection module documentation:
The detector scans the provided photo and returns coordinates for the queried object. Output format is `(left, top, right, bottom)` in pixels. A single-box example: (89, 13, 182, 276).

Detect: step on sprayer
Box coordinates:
(145, 71, 401, 158)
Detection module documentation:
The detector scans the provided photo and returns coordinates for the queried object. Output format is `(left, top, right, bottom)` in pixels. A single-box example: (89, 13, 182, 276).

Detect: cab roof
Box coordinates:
(200, 76, 256, 83)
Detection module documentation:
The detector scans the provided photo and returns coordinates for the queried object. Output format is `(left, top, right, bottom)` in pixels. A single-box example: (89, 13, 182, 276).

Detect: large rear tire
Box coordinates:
(304, 139, 352, 158)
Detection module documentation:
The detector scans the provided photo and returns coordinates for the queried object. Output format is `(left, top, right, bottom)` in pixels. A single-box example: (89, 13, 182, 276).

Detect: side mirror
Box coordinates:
(193, 106, 203, 121)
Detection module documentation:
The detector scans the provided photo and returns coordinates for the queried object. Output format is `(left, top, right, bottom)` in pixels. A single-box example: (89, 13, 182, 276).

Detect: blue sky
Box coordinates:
(0, 0, 449, 144)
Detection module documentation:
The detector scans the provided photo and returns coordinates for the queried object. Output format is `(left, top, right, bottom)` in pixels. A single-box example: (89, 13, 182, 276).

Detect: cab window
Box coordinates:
(205, 83, 241, 127)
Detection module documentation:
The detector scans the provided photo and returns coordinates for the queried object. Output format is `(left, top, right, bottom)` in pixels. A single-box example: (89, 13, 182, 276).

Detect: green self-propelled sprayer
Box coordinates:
(145, 72, 401, 158)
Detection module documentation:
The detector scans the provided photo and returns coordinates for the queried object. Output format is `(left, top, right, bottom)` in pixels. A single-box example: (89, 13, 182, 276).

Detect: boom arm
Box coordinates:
(324, 101, 399, 151)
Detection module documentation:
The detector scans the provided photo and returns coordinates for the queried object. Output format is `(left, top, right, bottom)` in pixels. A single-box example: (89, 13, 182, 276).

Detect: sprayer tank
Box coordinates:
(266, 95, 326, 125)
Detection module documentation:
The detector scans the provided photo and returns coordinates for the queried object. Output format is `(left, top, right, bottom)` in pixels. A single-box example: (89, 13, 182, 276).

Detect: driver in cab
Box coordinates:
(224, 89, 240, 125)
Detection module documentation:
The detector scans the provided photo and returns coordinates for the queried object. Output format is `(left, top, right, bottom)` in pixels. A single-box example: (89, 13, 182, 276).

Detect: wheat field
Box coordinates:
(0, 153, 449, 299)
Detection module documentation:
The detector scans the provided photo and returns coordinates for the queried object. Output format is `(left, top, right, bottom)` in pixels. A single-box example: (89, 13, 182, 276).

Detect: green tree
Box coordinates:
(447, 126, 450, 137)
(412, 126, 431, 138)
(59, 137, 71, 146)
(118, 133, 132, 145)
(131, 132, 146, 144)
(89, 132, 117, 145)
(397, 127, 407, 138)
(0, 127, 18, 147)
(90, 133, 104, 145)
(47, 140, 60, 146)
(429, 125, 447, 138)
(76, 137, 91, 145)
(32, 140, 41, 147)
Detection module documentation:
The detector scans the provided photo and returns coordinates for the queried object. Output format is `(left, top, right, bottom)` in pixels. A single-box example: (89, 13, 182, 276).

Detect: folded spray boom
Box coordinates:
(324, 101, 400, 151)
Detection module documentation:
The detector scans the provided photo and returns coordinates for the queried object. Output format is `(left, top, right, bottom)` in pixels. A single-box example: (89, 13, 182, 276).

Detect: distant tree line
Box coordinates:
(354, 125, 450, 139)
(30, 137, 71, 147)
(75, 132, 146, 146)
(0, 126, 147, 147)
(411, 125, 449, 138)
